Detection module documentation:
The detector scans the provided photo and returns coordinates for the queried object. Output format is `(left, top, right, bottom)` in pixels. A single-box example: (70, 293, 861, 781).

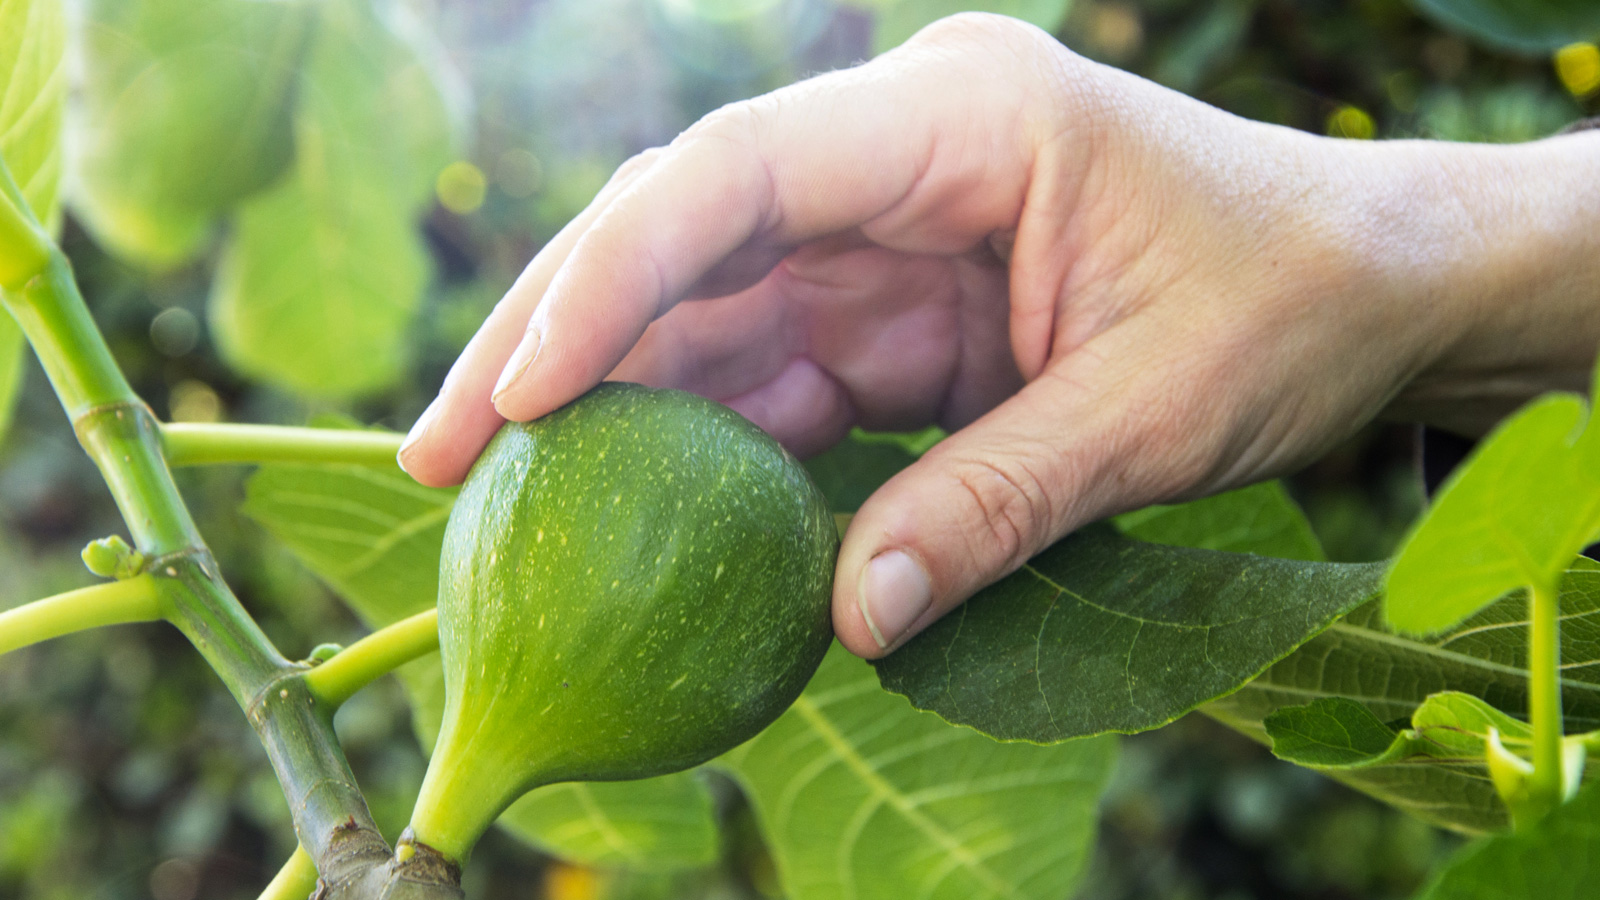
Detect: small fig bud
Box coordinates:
(81, 535, 146, 580)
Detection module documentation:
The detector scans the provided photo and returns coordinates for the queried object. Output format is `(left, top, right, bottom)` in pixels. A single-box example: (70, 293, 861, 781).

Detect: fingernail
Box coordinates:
(397, 397, 442, 473)
(492, 327, 543, 404)
(857, 550, 933, 650)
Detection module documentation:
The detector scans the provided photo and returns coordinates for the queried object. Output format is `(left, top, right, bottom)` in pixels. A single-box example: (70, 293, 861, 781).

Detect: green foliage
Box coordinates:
(720, 645, 1115, 900)
(1386, 387, 1600, 634)
(1414, 778, 1600, 899)
(1207, 559, 1600, 834)
(1115, 481, 1326, 562)
(1265, 692, 1553, 771)
(72, 0, 308, 266)
(1410, 0, 1600, 55)
(210, 0, 461, 399)
(1264, 697, 1413, 768)
(497, 779, 721, 872)
(0, 0, 63, 445)
(873, 524, 1384, 742)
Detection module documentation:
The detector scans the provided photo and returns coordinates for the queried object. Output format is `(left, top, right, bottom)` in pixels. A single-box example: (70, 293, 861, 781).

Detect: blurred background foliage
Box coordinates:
(1, 0, 1597, 897)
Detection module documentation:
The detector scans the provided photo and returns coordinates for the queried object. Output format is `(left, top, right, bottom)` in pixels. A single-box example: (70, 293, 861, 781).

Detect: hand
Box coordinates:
(398, 13, 1600, 658)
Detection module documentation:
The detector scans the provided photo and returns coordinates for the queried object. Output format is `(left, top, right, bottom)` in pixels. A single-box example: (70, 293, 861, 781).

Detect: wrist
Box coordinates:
(1349, 131, 1600, 433)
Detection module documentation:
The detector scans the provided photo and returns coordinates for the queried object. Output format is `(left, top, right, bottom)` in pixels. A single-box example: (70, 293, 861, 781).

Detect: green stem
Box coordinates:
(0, 576, 162, 657)
(163, 423, 405, 468)
(0, 152, 424, 894)
(259, 846, 318, 900)
(305, 608, 440, 707)
(1528, 577, 1564, 818)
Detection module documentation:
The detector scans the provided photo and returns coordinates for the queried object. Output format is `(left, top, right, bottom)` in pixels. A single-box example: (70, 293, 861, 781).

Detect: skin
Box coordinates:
(398, 13, 1600, 660)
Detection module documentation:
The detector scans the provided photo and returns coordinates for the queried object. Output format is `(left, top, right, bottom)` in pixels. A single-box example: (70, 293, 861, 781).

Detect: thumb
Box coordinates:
(833, 359, 1205, 659)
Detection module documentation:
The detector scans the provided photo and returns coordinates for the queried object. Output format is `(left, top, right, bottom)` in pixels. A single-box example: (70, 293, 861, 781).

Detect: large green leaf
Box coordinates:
(714, 646, 1115, 900)
(241, 459, 720, 871)
(1415, 777, 1600, 899)
(0, 0, 66, 446)
(1206, 559, 1600, 834)
(1386, 389, 1600, 635)
(1410, 0, 1600, 55)
(210, 0, 462, 398)
(70, 0, 309, 267)
(818, 438, 1378, 744)
(873, 526, 1384, 741)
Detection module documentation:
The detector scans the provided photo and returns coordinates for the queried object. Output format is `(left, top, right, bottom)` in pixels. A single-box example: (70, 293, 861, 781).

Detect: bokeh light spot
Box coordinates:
(1555, 42, 1600, 99)
(1326, 105, 1375, 140)
(1086, 3, 1143, 62)
(149, 307, 200, 357)
(169, 380, 223, 424)
(149, 857, 200, 900)
(436, 160, 488, 215)
(494, 148, 544, 199)
(544, 862, 601, 900)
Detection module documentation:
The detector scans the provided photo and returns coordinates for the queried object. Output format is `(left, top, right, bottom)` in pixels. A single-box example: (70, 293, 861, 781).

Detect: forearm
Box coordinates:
(1366, 128, 1600, 433)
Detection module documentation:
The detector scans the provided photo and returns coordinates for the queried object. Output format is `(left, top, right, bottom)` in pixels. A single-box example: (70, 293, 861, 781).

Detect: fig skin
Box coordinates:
(408, 383, 837, 862)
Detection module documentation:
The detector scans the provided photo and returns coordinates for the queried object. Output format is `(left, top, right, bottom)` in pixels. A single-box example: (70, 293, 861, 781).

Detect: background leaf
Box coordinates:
(1414, 777, 1600, 899)
(714, 646, 1115, 900)
(1206, 560, 1600, 834)
(1386, 392, 1600, 634)
(1264, 697, 1413, 768)
(1115, 481, 1325, 562)
(1409, 0, 1600, 55)
(241, 459, 720, 871)
(209, 0, 463, 398)
(1263, 692, 1544, 771)
(0, 0, 65, 447)
(70, 0, 309, 267)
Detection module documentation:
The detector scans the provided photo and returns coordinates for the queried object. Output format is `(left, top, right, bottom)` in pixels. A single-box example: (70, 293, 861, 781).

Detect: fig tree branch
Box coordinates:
(0, 575, 161, 657)
(0, 152, 413, 894)
(163, 422, 405, 468)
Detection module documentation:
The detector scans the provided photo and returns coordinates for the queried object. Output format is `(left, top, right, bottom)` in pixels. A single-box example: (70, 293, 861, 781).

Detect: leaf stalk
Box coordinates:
(163, 422, 405, 468)
(0, 575, 162, 657)
(1526, 577, 1565, 820)
(304, 608, 440, 707)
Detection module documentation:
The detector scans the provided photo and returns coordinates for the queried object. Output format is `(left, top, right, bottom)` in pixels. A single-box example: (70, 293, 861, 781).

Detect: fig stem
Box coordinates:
(305, 608, 440, 707)
(0, 575, 162, 657)
(258, 846, 318, 900)
(163, 423, 405, 468)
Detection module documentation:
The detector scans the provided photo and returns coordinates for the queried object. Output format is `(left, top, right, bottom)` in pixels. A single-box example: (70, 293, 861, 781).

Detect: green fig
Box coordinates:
(406, 383, 837, 862)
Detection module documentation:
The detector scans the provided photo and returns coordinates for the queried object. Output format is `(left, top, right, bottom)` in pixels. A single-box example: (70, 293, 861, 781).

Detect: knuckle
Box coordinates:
(904, 11, 1050, 53)
(611, 146, 666, 183)
(944, 449, 1064, 572)
(680, 100, 763, 149)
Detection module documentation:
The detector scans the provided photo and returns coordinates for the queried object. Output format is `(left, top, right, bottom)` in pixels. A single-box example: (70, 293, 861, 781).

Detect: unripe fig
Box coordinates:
(406, 383, 837, 862)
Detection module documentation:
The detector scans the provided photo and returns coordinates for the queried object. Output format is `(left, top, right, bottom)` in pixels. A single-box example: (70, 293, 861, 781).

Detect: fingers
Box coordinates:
(483, 18, 1057, 425)
(831, 339, 1218, 659)
(397, 150, 666, 486)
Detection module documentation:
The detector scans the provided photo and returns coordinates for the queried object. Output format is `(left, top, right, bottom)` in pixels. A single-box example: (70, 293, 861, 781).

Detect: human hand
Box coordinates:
(398, 13, 1600, 658)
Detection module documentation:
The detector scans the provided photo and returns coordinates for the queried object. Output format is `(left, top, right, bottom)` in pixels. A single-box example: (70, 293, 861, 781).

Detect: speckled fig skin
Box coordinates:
(407, 383, 837, 862)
